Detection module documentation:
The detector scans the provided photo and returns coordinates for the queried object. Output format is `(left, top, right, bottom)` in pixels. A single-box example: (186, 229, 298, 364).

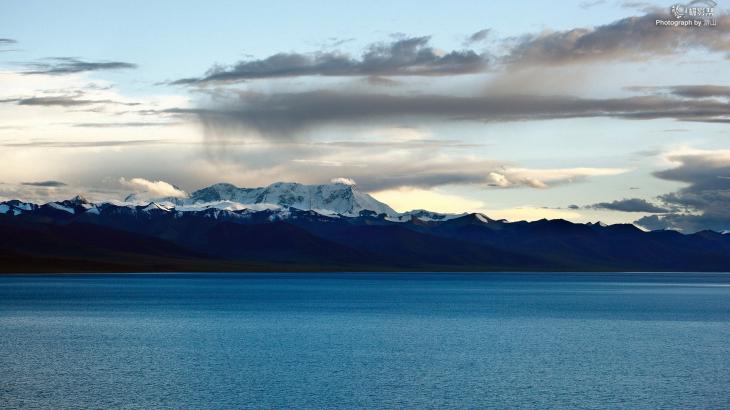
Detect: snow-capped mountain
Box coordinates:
(2, 187, 730, 273)
(167, 181, 398, 217)
(0, 200, 37, 216)
(0, 181, 465, 223)
(0, 182, 400, 220)
(40, 195, 99, 215)
(390, 209, 467, 222)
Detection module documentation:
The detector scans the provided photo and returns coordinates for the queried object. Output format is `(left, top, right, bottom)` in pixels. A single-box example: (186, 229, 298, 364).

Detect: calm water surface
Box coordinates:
(1, 272, 730, 409)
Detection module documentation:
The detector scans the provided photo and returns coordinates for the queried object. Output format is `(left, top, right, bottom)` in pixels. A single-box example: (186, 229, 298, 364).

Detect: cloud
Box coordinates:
(330, 177, 356, 186)
(628, 85, 730, 99)
(465, 29, 491, 44)
(119, 177, 187, 198)
(320, 37, 355, 48)
(21, 57, 137, 75)
(0, 183, 73, 202)
(634, 149, 730, 232)
(579, 0, 607, 9)
(619, 1, 654, 11)
(503, 12, 730, 67)
(174, 10, 730, 86)
(167, 12, 730, 141)
(482, 167, 627, 190)
(72, 121, 176, 128)
(0, 95, 139, 107)
(1, 139, 165, 148)
(172, 36, 488, 84)
(187, 121, 626, 193)
(667, 85, 730, 99)
(587, 198, 669, 212)
(177, 89, 730, 139)
(493, 167, 626, 189)
(289, 155, 503, 191)
(0, 71, 182, 135)
(204, 137, 626, 191)
(0, 181, 129, 204)
(21, 180, 68, 187)
(0, 38, 17, 51)
(314, 137, 484, 149)
(338, 163, 623, 192)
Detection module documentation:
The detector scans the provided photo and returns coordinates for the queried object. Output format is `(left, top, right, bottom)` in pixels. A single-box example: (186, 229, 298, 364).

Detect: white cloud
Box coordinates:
(486, 172, 511, 187)
(494, 167, 627, 189)
(330, 177, 356, 185)
(119, 177, 187, 198)
(0, 70, 190, 140)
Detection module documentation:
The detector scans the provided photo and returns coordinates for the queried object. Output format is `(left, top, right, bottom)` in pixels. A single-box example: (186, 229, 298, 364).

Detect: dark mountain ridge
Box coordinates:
(1, 196, 729, 273)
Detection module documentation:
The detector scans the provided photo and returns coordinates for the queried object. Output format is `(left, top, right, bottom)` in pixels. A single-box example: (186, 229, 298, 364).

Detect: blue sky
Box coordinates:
(0, 0, 656, 91)
(1, 0, 729, 231)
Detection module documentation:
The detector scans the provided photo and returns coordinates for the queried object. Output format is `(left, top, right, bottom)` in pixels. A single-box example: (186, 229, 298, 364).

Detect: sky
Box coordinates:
(1, 0, 729, 232)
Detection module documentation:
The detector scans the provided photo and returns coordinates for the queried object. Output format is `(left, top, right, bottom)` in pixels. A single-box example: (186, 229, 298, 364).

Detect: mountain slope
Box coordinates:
(2, 191, 730, 272)
(179, 181, 397, 216)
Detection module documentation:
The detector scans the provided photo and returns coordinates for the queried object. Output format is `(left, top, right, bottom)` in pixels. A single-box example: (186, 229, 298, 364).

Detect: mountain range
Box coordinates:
(2, 181, 729, 273)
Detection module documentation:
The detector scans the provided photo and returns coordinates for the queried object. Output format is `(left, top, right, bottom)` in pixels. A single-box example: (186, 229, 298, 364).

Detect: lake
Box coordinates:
(1, 273, 730, 408)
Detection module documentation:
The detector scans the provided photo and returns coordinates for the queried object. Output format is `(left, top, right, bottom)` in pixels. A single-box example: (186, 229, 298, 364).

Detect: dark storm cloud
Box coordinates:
(668, 85, 730, 99)
(172, 10, 730, 86)
(172, 36, 487, 84)
(168, 11, 730, 137)
(21, 180, 67, 187)
(627, 85, 730, 99)
(634, 151, 730, 232)
(587, 198, 669, 213)
(635, 213, 730, 232)
(171, 90, 730, 138)
(22, 57, 137, 75)
(504, 13, 730, 67)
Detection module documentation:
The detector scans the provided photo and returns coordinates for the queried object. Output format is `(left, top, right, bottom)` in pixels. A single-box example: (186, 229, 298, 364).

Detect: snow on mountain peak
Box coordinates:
(186, 181, 397, 216)
(142, 202, 172, 212)
(47, 202, 75, 214)
(69, 195, 90, 204)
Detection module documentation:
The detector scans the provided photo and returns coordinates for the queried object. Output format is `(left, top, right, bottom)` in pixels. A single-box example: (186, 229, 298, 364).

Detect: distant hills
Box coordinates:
(1, 181, 729, 272)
